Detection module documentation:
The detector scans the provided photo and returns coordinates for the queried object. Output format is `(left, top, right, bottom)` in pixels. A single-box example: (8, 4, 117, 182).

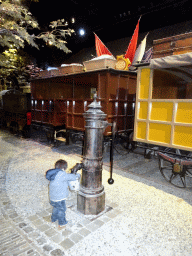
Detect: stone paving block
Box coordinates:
(69, 233, 83, 243)
(37, 224, 50, 232)
(1, 209, 9, 219)
(99, 215, 111, 223)
(1, 235, 21, 247)
(32, 219, 44, 226)
(1, 198, 10, 203)
(0, 222, 11, 230)
(43, 244, 53, 252)
(61, 229, 72, 237)
(13, 217, 25, 223)
(28, 231, 41, 240)
(37, 210, 49, 217)
(108, 202, 118, 208)
(51, 233, 63, 244)
(50, 248, 65, 256)
(2, 213, 9, 220)
(36, 237, 47, 245)
(27, 249, 34, 254)
(77, 227, 91, 237)
(0, 234, 20, 245)
(0, 215, 4, 220)
(8, 212, 18, 219)
(0, 229, 13, 238)
(6, 211, 17, 217)
(0, 194, 8, 200)
(59, 238, 74, 250)
(42, 215, 51, 223)
(79, 218, 91, 226)
(11, 244, 32, 255)
(2, 240, 26, 253)
(27, 251, 40, 256)
(69, 222, 83, 233)
(23, 226, 34, 233)
(86, 221, 102, 232)
(105, 209, 122, 219)
(28, 215, 39, 222)
(0, 225, 13, 234)
(3, 204, 14, 210)
(45, 207, 52, 213)
(92, 219, 104, 227)
(19, 222, 27, 228)
(76, 222, 83, 229)
(44, 228, 58, 237)
(2, 201, 10, 205)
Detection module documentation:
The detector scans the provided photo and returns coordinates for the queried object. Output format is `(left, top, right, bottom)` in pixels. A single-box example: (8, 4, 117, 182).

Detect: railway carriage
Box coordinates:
(134, 51, 192, 188)
(0, 89, 31, 137)
(30, 68, 137, 143)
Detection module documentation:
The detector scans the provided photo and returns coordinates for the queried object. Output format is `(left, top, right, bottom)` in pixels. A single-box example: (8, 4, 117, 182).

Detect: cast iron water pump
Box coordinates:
(77, 94, 111, 215)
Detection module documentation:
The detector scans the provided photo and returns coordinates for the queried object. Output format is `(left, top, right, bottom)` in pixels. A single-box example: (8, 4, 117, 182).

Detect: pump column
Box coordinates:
(77, 94, 109, 215)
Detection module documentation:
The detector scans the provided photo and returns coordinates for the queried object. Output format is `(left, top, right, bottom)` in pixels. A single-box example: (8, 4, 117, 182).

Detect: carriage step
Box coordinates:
(158, 152, 192, 166)
(55, 137, 66, 142)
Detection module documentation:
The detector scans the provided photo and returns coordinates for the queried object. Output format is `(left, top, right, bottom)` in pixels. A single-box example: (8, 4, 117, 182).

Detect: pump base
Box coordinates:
(77, 190, 105, 215)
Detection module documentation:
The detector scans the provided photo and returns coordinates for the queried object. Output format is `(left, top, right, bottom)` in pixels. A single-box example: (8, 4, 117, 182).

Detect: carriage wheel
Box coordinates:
(10, 122, 19, 136)
(22, 125, 31, 138)
(159, 157, 192, 188)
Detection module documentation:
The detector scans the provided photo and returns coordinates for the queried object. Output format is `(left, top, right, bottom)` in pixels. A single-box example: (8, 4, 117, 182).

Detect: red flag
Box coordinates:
(94, 33, 113, 57)
(124, 18, 140, 63)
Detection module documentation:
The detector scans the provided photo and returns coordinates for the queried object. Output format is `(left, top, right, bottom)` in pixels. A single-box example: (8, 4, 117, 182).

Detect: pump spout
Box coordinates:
(71, 163, 83, 174)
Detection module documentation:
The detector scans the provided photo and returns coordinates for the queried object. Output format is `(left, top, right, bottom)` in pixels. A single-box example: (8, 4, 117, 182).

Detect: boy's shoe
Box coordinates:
(58, 221, 68, 230)
(58, 225, 66, 230)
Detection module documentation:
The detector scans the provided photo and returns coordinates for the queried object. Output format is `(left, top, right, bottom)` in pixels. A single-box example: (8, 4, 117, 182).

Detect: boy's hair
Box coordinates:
(55, 159, 68, 170)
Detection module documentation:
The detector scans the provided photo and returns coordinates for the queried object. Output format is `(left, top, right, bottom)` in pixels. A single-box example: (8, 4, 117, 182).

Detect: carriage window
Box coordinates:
(152, 69, 192, 99)
(90, 87, 97, 99)
(74, 85, 97, 99)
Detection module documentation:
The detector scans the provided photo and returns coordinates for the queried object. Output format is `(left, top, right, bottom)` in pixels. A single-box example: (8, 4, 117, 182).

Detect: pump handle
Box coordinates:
(108, 121, 116, 185)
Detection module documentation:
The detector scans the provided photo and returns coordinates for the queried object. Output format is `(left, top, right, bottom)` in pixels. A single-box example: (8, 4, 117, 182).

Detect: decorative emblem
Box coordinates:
(115, 55, 131, 70)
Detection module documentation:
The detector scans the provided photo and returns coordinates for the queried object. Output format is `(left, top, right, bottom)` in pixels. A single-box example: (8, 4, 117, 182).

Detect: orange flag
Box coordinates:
(94, 33, 113, 57)
(124, 18, 140, 63)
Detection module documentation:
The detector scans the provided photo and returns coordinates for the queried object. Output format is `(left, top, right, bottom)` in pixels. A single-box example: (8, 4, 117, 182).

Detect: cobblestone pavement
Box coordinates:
(0, 130, 122, 256)
(1, 129, 192, 256)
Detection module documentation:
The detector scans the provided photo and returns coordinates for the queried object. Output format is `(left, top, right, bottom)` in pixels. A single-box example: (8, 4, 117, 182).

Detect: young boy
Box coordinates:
(46, 159, 78, 229)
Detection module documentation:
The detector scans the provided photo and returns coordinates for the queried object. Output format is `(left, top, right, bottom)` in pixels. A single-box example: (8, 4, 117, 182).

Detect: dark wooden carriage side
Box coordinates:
(30, 68, 137, 140)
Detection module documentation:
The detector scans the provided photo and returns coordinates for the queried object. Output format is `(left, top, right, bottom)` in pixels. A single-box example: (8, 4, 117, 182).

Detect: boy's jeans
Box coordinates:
(50, 200, 68, 226)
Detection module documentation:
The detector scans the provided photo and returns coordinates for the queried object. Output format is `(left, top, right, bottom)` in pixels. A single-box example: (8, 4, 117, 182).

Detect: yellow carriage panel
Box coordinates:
(148, 123, 171, 144)
(139, 68, 150, 99)
(176, 102, 192, 124)
(136, 121, 147, 140)
(134, 51, 192, 151)
(173, 126, 192, 148)
(138, 102, 148, 120)
(134, 62, 192, 150)
(150, 102, 173, 122)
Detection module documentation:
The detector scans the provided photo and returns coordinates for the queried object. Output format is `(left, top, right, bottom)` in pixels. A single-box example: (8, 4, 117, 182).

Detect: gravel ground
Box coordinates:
(1, 130, 192, 255)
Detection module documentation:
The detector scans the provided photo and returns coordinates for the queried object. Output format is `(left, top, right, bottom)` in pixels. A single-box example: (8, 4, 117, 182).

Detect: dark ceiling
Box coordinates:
(29, 0, 192, 67)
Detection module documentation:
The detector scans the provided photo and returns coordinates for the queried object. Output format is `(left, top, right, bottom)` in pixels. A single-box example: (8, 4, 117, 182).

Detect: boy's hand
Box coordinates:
(71, 163, 83, 174)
